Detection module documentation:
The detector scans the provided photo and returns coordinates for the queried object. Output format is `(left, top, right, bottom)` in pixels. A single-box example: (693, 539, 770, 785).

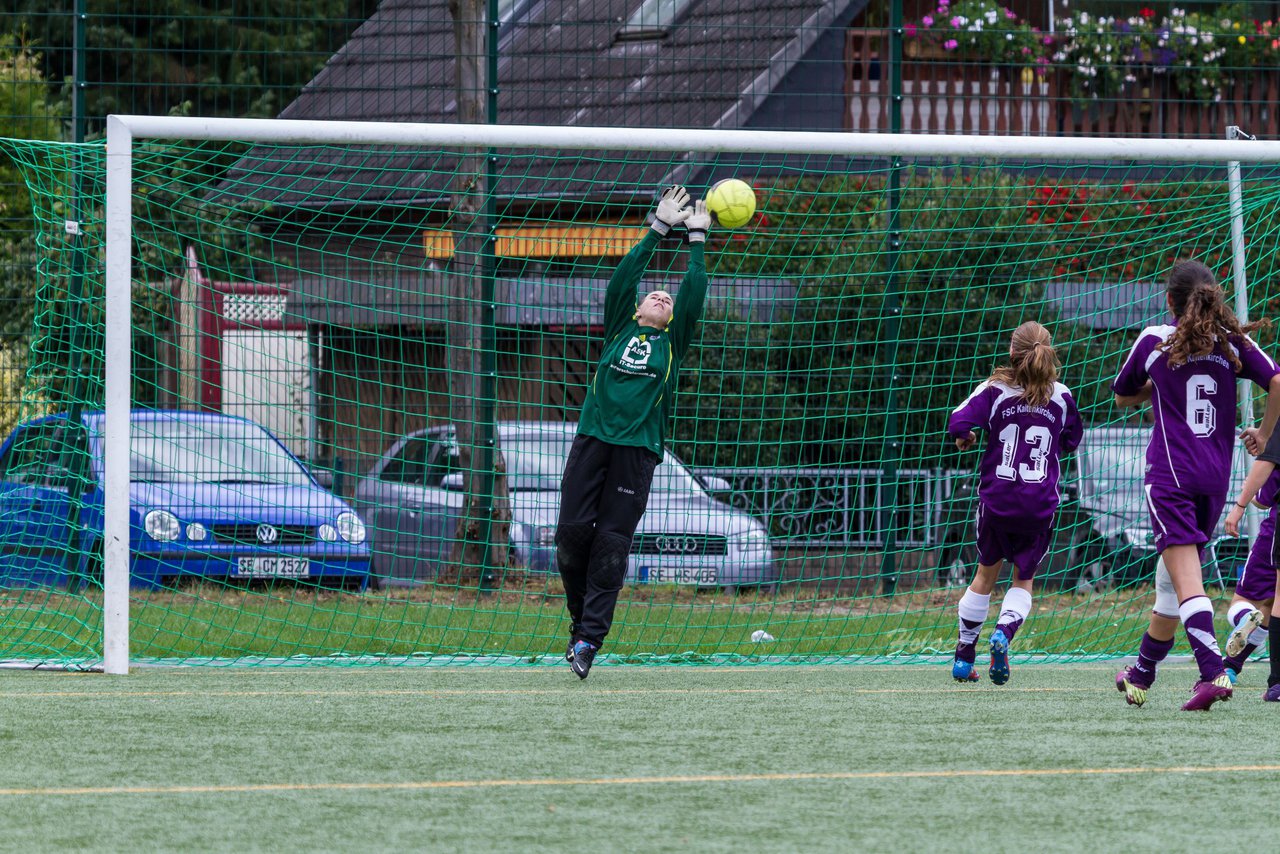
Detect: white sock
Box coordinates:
(1249, 626, 1269, 648)
(1228, 601, 1259, 627)
(998, 587, 1033, 628)
(957, 588, 991, 646)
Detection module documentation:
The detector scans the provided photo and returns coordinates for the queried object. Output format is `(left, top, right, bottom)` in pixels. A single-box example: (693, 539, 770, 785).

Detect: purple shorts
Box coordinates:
(1237, 511, 1279, 602)
(975, 505, 1053, 580)
(1144, 482, 1225, 554)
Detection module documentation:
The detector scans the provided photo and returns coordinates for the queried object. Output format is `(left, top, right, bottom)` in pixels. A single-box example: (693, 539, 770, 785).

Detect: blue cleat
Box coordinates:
(952, 658, 979, 683)
(1225, 667, 1238, 685)
(989, 629, 1010, 686)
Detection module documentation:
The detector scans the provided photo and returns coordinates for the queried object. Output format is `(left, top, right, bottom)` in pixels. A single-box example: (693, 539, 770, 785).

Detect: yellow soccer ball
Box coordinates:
(706, 178, 757, 229)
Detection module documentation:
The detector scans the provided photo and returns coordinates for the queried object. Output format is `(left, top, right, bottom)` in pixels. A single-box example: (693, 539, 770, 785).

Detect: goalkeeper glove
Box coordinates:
(651, 185, 692, 236)
(685, 199, 711, 244)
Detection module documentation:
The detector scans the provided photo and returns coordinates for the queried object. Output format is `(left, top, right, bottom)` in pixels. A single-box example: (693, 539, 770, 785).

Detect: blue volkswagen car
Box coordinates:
(0, 410, 370, 590)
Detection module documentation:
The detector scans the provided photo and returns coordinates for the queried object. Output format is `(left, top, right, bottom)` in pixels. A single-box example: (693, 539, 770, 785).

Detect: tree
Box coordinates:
(443, 0, 512, 584)
(0, 38, 66, 433)
(12, 0, 380, 132)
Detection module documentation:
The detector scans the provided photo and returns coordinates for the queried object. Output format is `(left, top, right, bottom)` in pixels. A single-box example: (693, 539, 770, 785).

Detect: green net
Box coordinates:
(3, 132, 1280, 667)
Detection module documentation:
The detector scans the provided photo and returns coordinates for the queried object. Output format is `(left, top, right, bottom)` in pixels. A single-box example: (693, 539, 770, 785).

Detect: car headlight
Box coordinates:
(185, 522, 207, 543)
(318, 524, 339, 543)
(336, 511, 367, 545)
(732, 528, 771, 554)
(144, 509, 180, 542)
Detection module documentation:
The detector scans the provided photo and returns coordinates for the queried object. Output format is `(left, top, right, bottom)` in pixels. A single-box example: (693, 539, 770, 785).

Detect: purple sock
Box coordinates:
(1131, 632, 1175, 688)
(996, 616, 1024, 642)
(955, 618, 981, 664)
(1180, 597, 1224, 682)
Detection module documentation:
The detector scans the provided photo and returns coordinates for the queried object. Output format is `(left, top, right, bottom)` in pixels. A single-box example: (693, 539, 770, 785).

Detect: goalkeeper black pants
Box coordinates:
(555, 434, 660, 647)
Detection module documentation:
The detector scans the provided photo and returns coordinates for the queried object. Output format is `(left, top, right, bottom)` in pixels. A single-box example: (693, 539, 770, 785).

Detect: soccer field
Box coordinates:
(1, 664, 1274, 851)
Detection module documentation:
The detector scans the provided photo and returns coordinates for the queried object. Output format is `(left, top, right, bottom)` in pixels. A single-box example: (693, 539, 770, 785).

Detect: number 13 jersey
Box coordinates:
(948, 381, 1083, 527)
(1112, 325, 1279, 494)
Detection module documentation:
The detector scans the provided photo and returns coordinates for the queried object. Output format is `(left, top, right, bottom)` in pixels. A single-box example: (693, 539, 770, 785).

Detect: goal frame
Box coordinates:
(102, 114, 1280, 673)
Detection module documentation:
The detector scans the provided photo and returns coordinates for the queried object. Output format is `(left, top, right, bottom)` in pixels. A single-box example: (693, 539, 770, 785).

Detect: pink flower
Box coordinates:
(1005, 8, 1017, 18)
(905, 22, 917, 36)
(922, 14, 934, 26)
(1021, 45, 1031, 54)
(950, 16, 963, 27)
(944, 38, 959, 49)
(1043, 35, 1053, 44)
(938, 0, 949, 8)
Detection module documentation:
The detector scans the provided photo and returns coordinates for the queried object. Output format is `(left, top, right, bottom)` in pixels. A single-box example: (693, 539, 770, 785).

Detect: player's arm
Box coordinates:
(1061, 391, 1084, 454)
(1227, 427, 1280, 534)
(1112, 330, 1157, 407)
(1241, 373, 1280, 455)
(602, 186, 691, 339)
(947, 383, 992, 451)
(1226, 458, 1279, 535)
(670, 199, 710, 355)
(1113, 381, 1153, 408)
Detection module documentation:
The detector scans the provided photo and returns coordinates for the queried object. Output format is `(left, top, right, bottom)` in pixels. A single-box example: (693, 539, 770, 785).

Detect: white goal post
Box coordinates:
(102, 114, 1280, 674)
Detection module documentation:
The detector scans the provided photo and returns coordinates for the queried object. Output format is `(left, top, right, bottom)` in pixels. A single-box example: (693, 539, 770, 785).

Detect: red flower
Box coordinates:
(1140, 7, 1156, 19)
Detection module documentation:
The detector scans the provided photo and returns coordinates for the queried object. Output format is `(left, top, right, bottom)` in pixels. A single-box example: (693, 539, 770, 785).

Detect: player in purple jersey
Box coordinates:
(1216, 466, 1280, 685)
(1225, 430, 1280, 700)
(1112, 260, 1280, 711)
(946, 321, 1083, 685)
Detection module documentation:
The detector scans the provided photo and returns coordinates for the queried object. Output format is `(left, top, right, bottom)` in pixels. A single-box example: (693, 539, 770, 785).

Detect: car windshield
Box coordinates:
(499, 432, 704, 494)
(1076, 438, 1148, 519)
(128, 419, 312, 486)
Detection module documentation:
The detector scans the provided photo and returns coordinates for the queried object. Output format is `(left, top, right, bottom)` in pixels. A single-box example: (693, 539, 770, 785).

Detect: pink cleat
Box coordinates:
(1181, 673, 1233, 711)
(1116, 666, 1149, 707)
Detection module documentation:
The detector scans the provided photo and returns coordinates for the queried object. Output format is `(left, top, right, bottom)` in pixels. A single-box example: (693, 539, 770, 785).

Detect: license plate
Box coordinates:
(640, 566, 717, 585)
(235, 556, 310, 578)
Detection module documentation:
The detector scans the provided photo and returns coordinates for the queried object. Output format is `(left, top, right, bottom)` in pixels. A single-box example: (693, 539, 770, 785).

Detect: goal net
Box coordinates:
(3, 118, 1280, 671)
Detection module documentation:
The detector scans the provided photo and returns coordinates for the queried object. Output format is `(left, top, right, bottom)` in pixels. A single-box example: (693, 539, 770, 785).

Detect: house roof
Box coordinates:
(214, 0, 866, 212)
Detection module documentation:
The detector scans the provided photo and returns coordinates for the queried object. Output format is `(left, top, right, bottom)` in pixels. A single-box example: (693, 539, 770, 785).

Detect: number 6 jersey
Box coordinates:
(948, 381, 1083, 527)
(1112, 326, 1279, 494)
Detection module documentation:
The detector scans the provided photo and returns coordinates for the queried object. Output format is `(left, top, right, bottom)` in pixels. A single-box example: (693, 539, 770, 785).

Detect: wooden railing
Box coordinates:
(846, 29, 1280, 138)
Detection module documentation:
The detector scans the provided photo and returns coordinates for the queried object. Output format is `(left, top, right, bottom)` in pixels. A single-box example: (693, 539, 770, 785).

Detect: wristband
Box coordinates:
(1236, 500, 1250, 509)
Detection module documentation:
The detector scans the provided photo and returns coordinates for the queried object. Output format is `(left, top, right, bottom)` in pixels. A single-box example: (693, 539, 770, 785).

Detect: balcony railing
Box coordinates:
(846, 29, 1280, 137)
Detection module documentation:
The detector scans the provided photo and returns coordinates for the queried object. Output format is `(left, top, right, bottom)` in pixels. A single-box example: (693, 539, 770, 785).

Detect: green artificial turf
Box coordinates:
(0, 664, 1274, 851)
(0, 584, 1179, 664)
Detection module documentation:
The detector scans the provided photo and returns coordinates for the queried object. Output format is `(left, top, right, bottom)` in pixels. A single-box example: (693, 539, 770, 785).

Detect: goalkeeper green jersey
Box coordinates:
(577, 231, 707, 457)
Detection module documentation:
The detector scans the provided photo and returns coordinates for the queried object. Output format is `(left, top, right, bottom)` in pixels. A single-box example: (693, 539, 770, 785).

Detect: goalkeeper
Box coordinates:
(556, 185, 711, 679)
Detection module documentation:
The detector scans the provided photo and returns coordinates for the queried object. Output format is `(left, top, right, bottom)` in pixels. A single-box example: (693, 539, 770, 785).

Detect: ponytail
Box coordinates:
(989, 321, 1058, 407)
(1163, 260, 1269, 370)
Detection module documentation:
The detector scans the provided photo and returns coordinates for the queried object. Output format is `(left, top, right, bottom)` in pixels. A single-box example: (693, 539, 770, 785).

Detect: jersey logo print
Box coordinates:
(620, 336, 653, 370)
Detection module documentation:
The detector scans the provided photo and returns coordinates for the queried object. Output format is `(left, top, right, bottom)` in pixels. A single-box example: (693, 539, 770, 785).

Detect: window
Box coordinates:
(616, 0, 695, 40)
(379, 438, 428, 486)
(0, 422, 87, 489)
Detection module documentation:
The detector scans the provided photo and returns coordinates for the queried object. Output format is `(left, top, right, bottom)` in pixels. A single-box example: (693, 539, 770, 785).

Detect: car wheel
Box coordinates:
(1060, 538, 1108, 594)
(1073, 556, 1112, 594)
(937, 544, 976, 587)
